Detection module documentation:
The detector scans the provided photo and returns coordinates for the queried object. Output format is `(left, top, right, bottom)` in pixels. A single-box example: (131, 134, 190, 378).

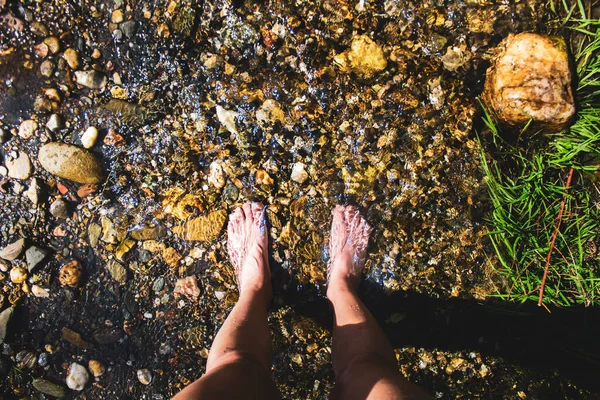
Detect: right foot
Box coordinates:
(327, 205, 372, 297)
(227, 202, 271, 299)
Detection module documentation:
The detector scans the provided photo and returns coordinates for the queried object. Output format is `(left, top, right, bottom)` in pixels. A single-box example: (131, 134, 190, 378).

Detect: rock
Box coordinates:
(88, 223, 102, 247)
(46, 114, 63, 132)
(31, 284, 50, 298)
(66, 362, 89, 391)
(40, 60, 55, 77)
(77, 183, 98, 198)
(102, 99, 150, 127)
(112, 9, 124, 23)
(38, 352, 49, 367)
(91, 48, 101, 59)
(18, 119, 38, 139)
(0, 128, 7, 143)
(16, 350, 37, 369)
(121, 20, 137, 39)
(58, 260, 82, 287)
(38, 142, 105, 184)
(62, 48, 80, 69)
(50, 198, 69, 219)
(130, 224, 167, 240)
(173, 209, 227, 241)
(207, 161, 226, 189)
(25, 246, 49, 271)
(88, 360, 105, 377)
(44, 36, 60, 54)
(256, 170, 274, 186)
(6, 152, 32, 180)
(291, 162, 308, 184)
(162, 247, 182, 267)
(137, 368, 152, 385)
(9, 267, 27, 283)
(100, 216, 119, 243)
(25, 178, 43, 204)
(74, 70, 107, 89)
(61, 327, 92, 349)
(333, 35, 387, 78)
(0, 238, 26, 260)
(34, 42, 49, 57)
(428, 77, 445, 110)
(81, 126, 99, 149)
(216, 105, 238, 134)
(0, 307, 13, 344)
(256, 99, 285, 125)
(174, 276, 201, 301)
(32, 378, 66, 398)
(152, 276, 165, 292)
(106, 259, 127, 284)
(441, 46, 470, 72)
(93, 327, 123, 344)
(483, 33, 575, 132)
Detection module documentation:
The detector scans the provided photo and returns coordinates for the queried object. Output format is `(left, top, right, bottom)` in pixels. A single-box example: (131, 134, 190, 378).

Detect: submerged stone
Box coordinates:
(103, 99, 150, 127)
(173, 209, 227, 241)
(74, 70, 107, 89)
(483, 33, 575, 132)
(333, 35, 387, 78)
(32, 379, 66, 398)
(38, 142, 105, 184)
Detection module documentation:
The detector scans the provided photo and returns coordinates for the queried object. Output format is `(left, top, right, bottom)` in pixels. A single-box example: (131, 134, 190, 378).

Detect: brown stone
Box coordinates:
(59, 260, 82, 287)
(38, 143, 105, 184)
(173, 210, 227, 241)
(61, 327, 93, 349)
(483, 33, 575, 132)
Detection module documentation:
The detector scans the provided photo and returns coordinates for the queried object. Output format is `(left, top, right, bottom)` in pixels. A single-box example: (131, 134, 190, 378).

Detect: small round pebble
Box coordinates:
(58, 260, 82, 287)
(88, 359, 106, 377)
(137, 368, 152, 385)
(81, 126, 99, 149)
(10, 267, 27, 284)
(66, 362, 89, 391)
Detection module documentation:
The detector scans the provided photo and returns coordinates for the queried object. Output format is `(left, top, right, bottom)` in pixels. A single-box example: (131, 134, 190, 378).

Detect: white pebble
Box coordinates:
(137, 368, 152, 385)
(31, 284, 50, 298)
(291, 162, 309, 184)
(66, 362, 89, 391)
(81, 126, 99, 149)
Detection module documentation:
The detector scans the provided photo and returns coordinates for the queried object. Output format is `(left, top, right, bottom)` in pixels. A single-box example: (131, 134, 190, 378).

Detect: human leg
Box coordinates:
(172, 202, 279, 400)
(327, 205, 431, 400)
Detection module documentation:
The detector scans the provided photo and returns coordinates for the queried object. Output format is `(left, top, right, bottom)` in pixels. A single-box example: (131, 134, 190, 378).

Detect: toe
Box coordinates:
(242, 202, 253, 223)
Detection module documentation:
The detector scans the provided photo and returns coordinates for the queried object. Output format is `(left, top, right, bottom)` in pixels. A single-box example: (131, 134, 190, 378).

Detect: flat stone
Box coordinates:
(25, 246, 49, 272)
(50, 199, 69, 219)
(25, 177, 43, 205)
(38, 142, 105, 184)
(483, 33, 575, 132)
(0, 307, 13, 344)
(291, 162, 309, 184)
(334, 35, 387, 78)
(6, 152, 32, 180)
(32, 378, 66, 398)
(18, 119, 37, 139)
(106, 259, 127, 284)
(61, 327, 93, 349)
(173, 209, 227, 241)
(88, 223, 102, 247)
(93, 327, 123, 344)
(130, 224, 167, 240)
(74, 70, 107, 89)
(0, 238, 26, 261)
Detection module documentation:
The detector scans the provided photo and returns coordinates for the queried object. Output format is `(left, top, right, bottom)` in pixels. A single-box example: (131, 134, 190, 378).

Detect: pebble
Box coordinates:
(74, 70, 107, 89)
(88, 359, 106, 377)
(0, 128, 7, 143)
(81, 126, 99, 149)
(106, 259, 127, 284)
(66, 362, 89, 391)
(32, 378, 66, 398)
(43, 36, 60, 54)
(121, 20, 137, 38)
(46, 114, 63, 132)
(207, 161, 226, 189)
(37, 352, 49, 367)
(334, 35, 387, 77)
(40, 60, 54, 77)
(215, 105, 238, 134)
(9, 267, 27, 284)
(111, 9, 124, 23)
(152, 276, 165, 292)
(58, 260, 82, 287)
(256, 169, 274, 186)
(291, 162, 308, 184)
(16, 350, 37, 369)
(0, 307, 13, 344)
(6, 152, 32, 180)
(0, 238, 26, 261)
(31, 284, 50, 298)
(25, 177, 42, 204)
(25, 245, 49, 272)
(18, 119, 38, 139)
(137, 368, 152, 385)
(50, 198, 69, 219)
(39, 142, 105, 184)
(62, 48, 80, 69)
(91, 48, 101, 59)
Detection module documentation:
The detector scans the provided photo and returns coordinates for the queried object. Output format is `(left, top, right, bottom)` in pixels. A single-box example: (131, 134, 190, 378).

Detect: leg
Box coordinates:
(327, 206, 431, 400)
(173, 202, 280, 400)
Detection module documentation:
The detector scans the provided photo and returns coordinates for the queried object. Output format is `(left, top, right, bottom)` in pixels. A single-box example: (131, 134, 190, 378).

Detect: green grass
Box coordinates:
(478, 1, 600, 307)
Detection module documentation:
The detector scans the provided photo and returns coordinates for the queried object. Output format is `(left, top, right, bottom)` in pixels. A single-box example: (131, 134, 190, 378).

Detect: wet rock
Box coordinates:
(152, 276, 165, 292)
(173, 209, 227, 241)
(66, 362, 89, 391)
(100, 217, 119, 244)
(102, 99, 150, 126)
(111, 9, 124, 23)
(428, 77, 445, 110)
(58, 260, 82, 287)
(25, 245, 49, 271)
(442, 46, 471, 72)
(32, 378, 66, 398)
(0, 128, 7, 143)
(88, 223, 102, 247)
(0, 307, 13, 344)
(40, 60, 55, 77)
(61, 327, 92, 349)
(93, 327, 123, 344)
(38, 352, 49, 367)
(88, 359, 105, 377)
(10, 267, 27, 283)
(162, 247, 182, 267)
(0, 12, 24, 32)
(174, 276, 201, 301)
(0, 238, 26, 260)
(121, 20, 137, 39)
(16, 350, 37, 369)
(130, 224, 167, 240)
(6, 152, 32, 180)
(256, 99, 285, 125)
(25, 177, 43, 205)
(30, 22, 48, 37)
(74, 70, 107, 89)
(106, 259, 127, 284)
(216, 105, 238, 134)
(46, 114, 63, 132)
(50, 199, 69, 219)
(223, 183, 239, 202)
(137, 368, 152, 385)
(334, 35, 387, 78)
(256, 170, 274, 186)
(62, 48, 80, 70)
(173, 6, 195, 37)
(44, 36, 60, 54)
(207, 161, 226, 189)
(483, 33, 575, 132)
(39, 142, 105, 184)
(18, 119, 38, 139)
(81, 126, 98, 149)
(291, 162, 309, 184)
(31, 284, 50, 298)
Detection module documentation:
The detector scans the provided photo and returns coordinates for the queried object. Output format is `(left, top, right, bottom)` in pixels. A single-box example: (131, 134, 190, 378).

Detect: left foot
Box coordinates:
(227, 202, 271, 298)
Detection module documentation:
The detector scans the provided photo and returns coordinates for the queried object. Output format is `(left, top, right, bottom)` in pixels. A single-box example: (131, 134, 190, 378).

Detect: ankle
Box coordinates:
(326, 280, 357, 303)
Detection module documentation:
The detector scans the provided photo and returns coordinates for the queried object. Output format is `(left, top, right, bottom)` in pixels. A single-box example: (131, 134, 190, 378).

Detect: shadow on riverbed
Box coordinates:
(290, 280, 600, 393)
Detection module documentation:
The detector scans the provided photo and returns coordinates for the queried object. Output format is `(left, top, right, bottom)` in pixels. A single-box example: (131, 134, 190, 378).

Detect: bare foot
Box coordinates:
(327, 205, 372, 297)
(227, 202, 271, 299)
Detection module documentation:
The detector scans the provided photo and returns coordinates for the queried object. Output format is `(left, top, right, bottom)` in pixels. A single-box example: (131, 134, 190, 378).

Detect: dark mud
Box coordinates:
(0, 0, 599, 398)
